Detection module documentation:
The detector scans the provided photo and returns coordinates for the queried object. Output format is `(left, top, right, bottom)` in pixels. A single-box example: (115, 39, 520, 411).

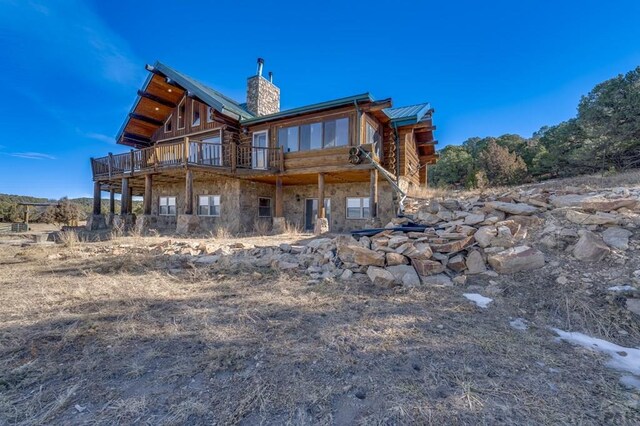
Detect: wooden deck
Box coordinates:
(91, 140, 380, 183)
(91, 139, 284, 181)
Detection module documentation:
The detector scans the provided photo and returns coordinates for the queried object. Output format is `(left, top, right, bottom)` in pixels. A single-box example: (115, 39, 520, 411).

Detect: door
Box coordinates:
(252, 130, 268, 169)
(305, 198, 331, 231)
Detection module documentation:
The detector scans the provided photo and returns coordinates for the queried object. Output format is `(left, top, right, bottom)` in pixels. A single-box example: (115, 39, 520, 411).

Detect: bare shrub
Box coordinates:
(253, 219, 271, 236)
(58, 230, 80, 247)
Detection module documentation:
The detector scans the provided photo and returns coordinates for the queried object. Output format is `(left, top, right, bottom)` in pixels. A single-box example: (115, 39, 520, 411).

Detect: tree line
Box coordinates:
(429, 66, 640, 188)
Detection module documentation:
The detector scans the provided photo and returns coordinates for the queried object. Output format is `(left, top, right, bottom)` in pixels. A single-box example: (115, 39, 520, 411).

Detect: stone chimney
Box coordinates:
(246, 58, 280, 116)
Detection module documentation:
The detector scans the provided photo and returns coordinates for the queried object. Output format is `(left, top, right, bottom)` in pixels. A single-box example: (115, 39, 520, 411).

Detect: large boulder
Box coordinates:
(549, 194, 592, 208)
(602, 227, 632, 250)
(386, 252, 409, 266)
(430, 236, 475, 253)
(338, 245, 385, 267)
(466, 250, 487, 274)
(573, 230, 610, 261)
(474, 226, 497, 247)
(565, 210, 620, 225)
(580, 197, 638, 212)
(487, 246, 545, 273)
(486, 201, 538, 216)
(366, 266, 396, 287)
(386, 265, 421, 287)
(412, 259, 445, 276)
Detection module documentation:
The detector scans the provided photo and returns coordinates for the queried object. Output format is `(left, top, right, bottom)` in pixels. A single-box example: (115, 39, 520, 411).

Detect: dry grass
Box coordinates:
(0, 237, 638, 424)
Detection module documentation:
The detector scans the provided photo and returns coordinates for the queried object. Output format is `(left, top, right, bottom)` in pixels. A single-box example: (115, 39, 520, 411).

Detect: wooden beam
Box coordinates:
(275, 176, 283, 217)
(184, 170, 194, 215)
(144, 174, 152, 215)
(129, 113, 164, 127)
(317, 172, 325, 219)
(369, 169, 378, 218)
(360, 98, 392, 112)
(137, 90, 177, 108)
(122, 132, 152, 144)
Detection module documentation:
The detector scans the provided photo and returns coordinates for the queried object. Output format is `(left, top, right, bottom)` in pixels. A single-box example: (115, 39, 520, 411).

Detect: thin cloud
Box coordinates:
(8, 152, 57, 160)
(80, 130, 116, 145)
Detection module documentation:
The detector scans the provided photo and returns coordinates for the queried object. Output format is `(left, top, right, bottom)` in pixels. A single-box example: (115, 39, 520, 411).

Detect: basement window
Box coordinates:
(258, 197, 272, 217)
(192, 100, 200, 126)
(177, 99, 186, 129)
(198, 195, 221, 217)
(346, 197, 370, 219)
(164, 114, 173, 133)
(159, 196, 176, 215)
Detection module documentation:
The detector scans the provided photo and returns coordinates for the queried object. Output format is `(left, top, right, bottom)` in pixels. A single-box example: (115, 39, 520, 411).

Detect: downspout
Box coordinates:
(353, 100, 361, 147)
(392, 121, 400, 184)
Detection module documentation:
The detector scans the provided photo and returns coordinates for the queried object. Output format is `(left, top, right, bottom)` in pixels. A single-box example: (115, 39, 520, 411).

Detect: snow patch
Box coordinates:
(552, 328, 640, 388)
(463, 293, 493, 308)
(509, 318, 528, 331)
(607, 285, 636, 292)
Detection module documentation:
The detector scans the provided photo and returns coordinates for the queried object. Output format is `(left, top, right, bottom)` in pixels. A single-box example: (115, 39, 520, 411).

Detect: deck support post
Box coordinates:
(314, 173, 329, 234)
(121, 177, 130, 214)
(87, 181, 107, 231)
(92, 181, 102, 216)
(144, 174, 153, 215)
(423, 165, 429, 188)
(109, 189, 115, 215)
(184, 170, 193, 215)
(369, 168, 378, 218)
(273, 176, 285, 233)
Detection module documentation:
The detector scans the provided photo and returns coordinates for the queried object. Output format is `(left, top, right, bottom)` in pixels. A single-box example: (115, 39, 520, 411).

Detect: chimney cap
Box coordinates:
(256, 58, 264, 76)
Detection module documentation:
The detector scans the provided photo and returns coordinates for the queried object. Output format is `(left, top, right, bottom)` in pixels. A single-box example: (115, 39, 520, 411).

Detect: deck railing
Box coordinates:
(91, 139, 284, 180)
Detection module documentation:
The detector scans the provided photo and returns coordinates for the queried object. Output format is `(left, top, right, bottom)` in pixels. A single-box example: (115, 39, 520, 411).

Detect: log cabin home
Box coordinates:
(88, 59, 437, 234)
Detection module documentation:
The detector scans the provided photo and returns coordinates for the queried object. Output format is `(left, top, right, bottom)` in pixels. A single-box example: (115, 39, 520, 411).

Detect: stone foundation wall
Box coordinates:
(282, 181, 396, 233)
(146, 175, 396, 234)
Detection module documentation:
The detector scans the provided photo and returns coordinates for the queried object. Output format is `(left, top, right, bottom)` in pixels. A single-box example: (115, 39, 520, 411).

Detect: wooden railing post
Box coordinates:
(154, 145, 159, 170)
(90, 157, 95, 179)
(231, 141, 237, 172)
(129, 149, 135, 174)
(108, 152, 113, 179)
(279, 146, 284, 173)
(183, 137, 189, 166)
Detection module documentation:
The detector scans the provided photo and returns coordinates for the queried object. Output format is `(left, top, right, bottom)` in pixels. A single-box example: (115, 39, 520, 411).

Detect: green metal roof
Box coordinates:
(153, 62, 255, 120)
(384, 103, 432, 126)
(240, 93, 374, 125)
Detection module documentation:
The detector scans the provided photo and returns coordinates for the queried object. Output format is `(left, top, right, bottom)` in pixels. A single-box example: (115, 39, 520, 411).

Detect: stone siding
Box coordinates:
(246, 76, 280, 116)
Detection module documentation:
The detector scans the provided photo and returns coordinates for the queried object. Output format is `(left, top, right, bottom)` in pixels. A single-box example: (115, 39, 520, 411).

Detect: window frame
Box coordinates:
(258, 197, 272, 218)
(191, 99, 201, 127)
(276, 115, 350, 153)
(346, 197, 370, 219)
(177, 98, 186, 130)
(164, 114, 173, 133)
(159, 196, 177, 216)
(206, 106, 215, 123)
(197, 195, 221, 217)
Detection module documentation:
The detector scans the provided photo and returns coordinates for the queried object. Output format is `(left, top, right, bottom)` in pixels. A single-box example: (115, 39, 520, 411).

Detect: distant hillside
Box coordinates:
(0, 193, 141, 222)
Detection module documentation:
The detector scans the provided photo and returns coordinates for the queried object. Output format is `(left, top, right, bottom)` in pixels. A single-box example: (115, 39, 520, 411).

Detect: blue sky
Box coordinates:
(1, 0, 639, 198)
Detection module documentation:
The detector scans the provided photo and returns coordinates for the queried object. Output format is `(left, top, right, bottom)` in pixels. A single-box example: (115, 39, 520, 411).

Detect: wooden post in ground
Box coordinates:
(144, 174, 153, 215)
(275, 176, 283, 217)
(369, 168, 378, 218)
(424, 164, 429, 188)
(109, 188, 115, 214)
(185, 170, 193, 215)
(93, 181, 102, 215)
(121, 177, 130, 214)
(318, 173, 325, 219)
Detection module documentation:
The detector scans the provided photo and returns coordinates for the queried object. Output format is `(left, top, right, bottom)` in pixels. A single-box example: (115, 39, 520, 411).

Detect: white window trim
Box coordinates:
(346, 197, 370, 219)
(258, 197, 272, 218)
(159, 196, 177, 216)
(177, 98, 186, 130)
(191, 99, 201, 127)
(198, 195, 221, 217)
(164, 114, 173, 133)
(207, 106, 215, 123)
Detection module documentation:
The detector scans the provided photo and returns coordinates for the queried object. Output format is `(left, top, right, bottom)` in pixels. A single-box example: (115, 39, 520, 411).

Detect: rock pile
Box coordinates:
(140, 185, 638, 290)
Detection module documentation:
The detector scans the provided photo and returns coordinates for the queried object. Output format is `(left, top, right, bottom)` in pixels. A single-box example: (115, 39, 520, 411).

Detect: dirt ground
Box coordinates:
(0, 227, 638, 425)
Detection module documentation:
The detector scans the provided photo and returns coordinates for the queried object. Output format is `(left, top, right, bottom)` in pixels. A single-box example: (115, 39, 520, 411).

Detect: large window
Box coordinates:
(346, 197, 370, 219)
(192, 100, 201, 126)
(198, 195, 220, 217)
(159, 196, 176, 215)
(277, 117, 349, 152)
(177, 99, 186, 129)
(258, 197, 272, 217)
